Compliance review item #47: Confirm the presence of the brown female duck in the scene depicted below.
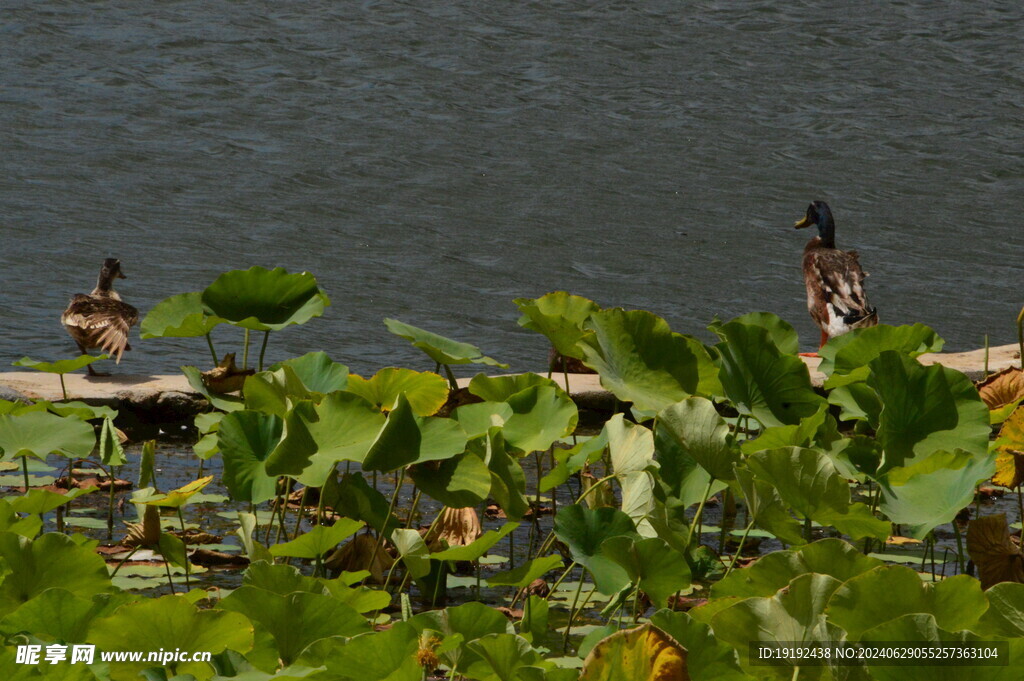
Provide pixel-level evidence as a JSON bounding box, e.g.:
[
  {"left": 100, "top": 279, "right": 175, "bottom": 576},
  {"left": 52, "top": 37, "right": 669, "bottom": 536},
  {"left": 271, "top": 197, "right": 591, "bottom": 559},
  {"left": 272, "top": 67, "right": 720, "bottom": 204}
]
[
  {"left": 795, "top": 201, "right": 878, "bottom": 351},
  {"left": 61, "top": 258, "right": 139, "bottom": 375}
]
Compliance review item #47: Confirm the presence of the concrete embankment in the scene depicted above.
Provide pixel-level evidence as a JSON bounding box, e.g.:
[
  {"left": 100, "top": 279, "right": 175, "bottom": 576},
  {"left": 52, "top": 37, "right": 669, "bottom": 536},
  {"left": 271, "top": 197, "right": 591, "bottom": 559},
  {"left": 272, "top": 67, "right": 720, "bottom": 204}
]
[{"left": 0, "top": 344, "right": 1018, "bottom": 434}]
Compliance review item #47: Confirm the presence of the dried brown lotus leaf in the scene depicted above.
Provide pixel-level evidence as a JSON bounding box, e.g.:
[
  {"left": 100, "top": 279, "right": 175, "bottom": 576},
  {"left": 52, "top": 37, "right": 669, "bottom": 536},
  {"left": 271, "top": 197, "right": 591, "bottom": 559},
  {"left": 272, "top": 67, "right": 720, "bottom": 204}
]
[
  {"left": 966, "top": 513, "right": 1024, "bottom": 589},
  {"left": 978, "top": 367, "right": 1024, "bottom": 410},
  {"left": 122, "top": 505, "right": 162, "bottom": 548},
  {"left": 324, "top": 532, "right": 393, "bottom": 583},
  {"left": 993, "top": 407, "right": 1024, "bottom": 489},
  {"left": 426, "top": 506, "right": 481, "bottom": 552}
]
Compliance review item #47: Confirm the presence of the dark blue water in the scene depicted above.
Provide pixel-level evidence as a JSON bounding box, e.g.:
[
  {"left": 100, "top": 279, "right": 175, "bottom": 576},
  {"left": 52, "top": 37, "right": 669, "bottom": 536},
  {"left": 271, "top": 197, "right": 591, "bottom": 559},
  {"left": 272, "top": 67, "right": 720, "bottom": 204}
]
[{"left": 2, "top": 0, "right": 1022, "bottom": 376}]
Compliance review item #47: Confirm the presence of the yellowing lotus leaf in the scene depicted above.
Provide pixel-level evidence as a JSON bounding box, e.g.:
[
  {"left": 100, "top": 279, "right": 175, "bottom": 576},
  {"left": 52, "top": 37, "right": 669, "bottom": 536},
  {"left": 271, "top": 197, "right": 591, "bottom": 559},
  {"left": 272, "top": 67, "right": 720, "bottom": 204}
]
[
  {"left": 580, "top": 623, "right": 688, "bottom": 681},
  {"left": 966, "top": 513, "right": 1024, "bottom": 590}
]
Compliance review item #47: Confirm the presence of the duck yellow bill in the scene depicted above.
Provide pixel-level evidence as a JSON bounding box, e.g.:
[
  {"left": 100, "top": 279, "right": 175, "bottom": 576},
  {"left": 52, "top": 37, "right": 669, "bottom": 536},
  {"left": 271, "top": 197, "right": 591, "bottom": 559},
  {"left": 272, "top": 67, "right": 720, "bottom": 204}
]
[{"left": 794, "top": 216, "right": 812, "bottom": 229}]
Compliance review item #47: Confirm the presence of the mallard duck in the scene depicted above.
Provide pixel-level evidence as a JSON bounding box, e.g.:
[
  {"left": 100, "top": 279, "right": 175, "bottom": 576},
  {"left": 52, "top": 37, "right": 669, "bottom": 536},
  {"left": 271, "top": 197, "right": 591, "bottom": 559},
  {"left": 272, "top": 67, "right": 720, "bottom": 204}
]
[
  {"left": 795, "top": 201, "right": 878, "bottom": 350},
  {"left": 61, "top": 258, "right": 139, "bottom": 376}
]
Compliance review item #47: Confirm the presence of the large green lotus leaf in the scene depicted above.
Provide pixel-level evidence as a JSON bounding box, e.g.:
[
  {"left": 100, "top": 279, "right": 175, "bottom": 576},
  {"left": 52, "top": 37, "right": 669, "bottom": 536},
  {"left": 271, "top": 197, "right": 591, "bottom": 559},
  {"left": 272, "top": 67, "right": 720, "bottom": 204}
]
[
  {"left": 0, "top": 589, "right": 133, "bottom": 643},
  {"left": 0, "top": 411, "right": 95, "bottom": 462},
  {"left": 859, "top": 613, "right": 1024, "bottom": 681},
  {"left": 201, "top": 266, "right": 329, "bottom": 331},
  {"left": 264, "top": 400, "right": 320, "bottom": 477},
  {"left": 140, "top": 292, "right": 224, "bottom": 338},
  {"left": 88, "top": 594, "right": 253, "bottom": 680},
  {"left": 484, "top": 429, "right": 530, "bottom": 520},
  {"left": 416, "top": 413, "right": 470, "bottom": 462},
  {"left": 0, "top": 532, "right": 111, "bottom": 618},
  {"left": 9, "top": 487, "right": 97, "bottom": 515},
  {"left": 391, "top": 528, "right": 431, "bottom": 579},
  {"left": 243, "top": 365, "right": 312, "bottom": 417},
  {"left": 579, "top": 623, "right": 688, "bottom": 681},
  {"left": 220, "top": 587, "right": 367, "bottom": 665},
  {"left": 603, "top": 414, "right": 655, "bottom": 476},
  {"left": 0, "top": 499, "right": 42, "bottom": 538},
  {"left": 826, "top": 567, "right": 987, "bottom": 641},
  {"left": 658, "top": 397, "right": 738, "bottom": 481},
  {"left": 713, "top": 321, "right": 824, "bottom": 427},
  {"left": 452, "top": 400, "right": 514, "bottom": 439},
  {"left": 269, "top": 518, "right": 364, "bottom": 559},
  {"left": 346, "top": 367, "right": 449, "bottom": 416},
  {"left": 431, "top": 522, "right": 519, "bottom": 561},
  {"left": 818, "top": 323, "right": 944, "bottom": 385},
  {"left": 711, "top": 538, "right": 883, "bottom": 599},
  {"left": 408, "top": 450, "right": 491, "bottom": 508},
  {"left": 361, "top": 393, "right": 420, "bottom": 472},
  {"left": 466, "top": 372, "right": 560, "bottom": 402},
  {"left": 298, "top": 392, "right": 385, "bottom": 486},
  {"left": 601, "top": 536, "right": 690, "bottom": 609},
  {"left": 465, "top": 633, "right": 544, "bottom": 681},
  {"left": 878, "top": 449, "right": 996, "bottom": 539},
  {"left": 620, "top": 470, "right": 657, "bottom": 537},
  {"left": 181, "top": 364, "right": 244, "bottom": 412},
  {"left": 30, "top": 399, "right": 117, "bottom": 421},
  {"left": 739, "top": 405, "right": 839, "bottom": 455},
  {"left": 98, "top": 415, "right": 126, "bottom": 466},
  {"left": 514, "top": 291, "right": 600, "bottom": 359},
  {"left": 649, "top": 609, "right": 753, "bottom": 681},
  {"left": 486, "top": 554, "right": 563, "bottom": 588},
  {"left": 652, "top": 423, "right": 726, "bottom": 508},
  {"left": 553, "top": 504, "right": 637, "bottom": 595},
  {"left": 579, "top": 308, "right": 721, "bottom": 418},
  {"left": 709, "top": 312, "right": 800, "bottom": 356},
  {"left": 746, "top": 447, "right": 890, "bottom": 541},
  {"left": 502, "top": 385, "right": 579, "bottom": 454},
  {"left": 322, "top": 580, "right": 392, "bottom": 615},
  {"left": 541, "top": 432, "right": 608, "bottom": 493},
  {"left": 217, "top": 409, "right": 282, "bottom": 504},
  {"left": 12, "top": 354, "right": 108, "bottom": 374},
  {"left": 827, "top": 380, "right": 882, "bottom": 424},
  {"left": 270, "top": 351, "right": 349, "bottom": 394},
  {"left": 242, "top": 560, "right": 321, "bottom": 595},
  {"left": 711, "top": 573, "right": 842, "bottom": 679},
  {"left": 868, "top": 352, "right": 990, "bottom": 470},
  {"left": 323, "top": 620, "right": 421, "bottom": 681},
  {"left": 384, "top": 318, "right": 508, "bottom": 368},
  {"left": 406, "top": 602, "right": 514, "bottom": 672},
  {"left": 974, "top": 582, "right": 1024, "bottom": 638},
  {"left": 322, "top": 473, "right": 399, "bottom": 537},
  {"left": 733, "top": 467, "right": 806, "bottom": 546}
]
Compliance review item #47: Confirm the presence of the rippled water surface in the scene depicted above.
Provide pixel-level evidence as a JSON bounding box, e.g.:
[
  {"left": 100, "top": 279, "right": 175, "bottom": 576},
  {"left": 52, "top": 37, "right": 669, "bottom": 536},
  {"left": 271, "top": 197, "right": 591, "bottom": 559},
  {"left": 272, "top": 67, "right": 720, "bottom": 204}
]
[{"left": 2, "top": 0, "right": 1022, "bottom": 375}]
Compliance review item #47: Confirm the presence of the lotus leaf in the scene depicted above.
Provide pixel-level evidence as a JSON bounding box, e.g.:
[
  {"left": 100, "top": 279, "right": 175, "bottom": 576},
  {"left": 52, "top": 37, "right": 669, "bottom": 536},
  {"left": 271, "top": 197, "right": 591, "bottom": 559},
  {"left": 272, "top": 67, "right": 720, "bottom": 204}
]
[
  {"left": 243, "top": 560, "right": 322, "bottom": 595},
  {"left": 392, "top": 527, "right": 431, "bottom": 579},
  {"left": 974, "top": 582, "right": 1024, "bottom": 638},
  {"left": 89, "top": 594, "right": 253, "bottom": 680},
  {"left": 733, "top": 467, "right": 805, "bottom": 546},
  {"left": 966, "top": 513, "right": 1024, "bottom": 589},
  {"left": 554, "top": 504, "right": 638, "bottom": 595},
  {"left": 243, "top": 365, "right": 311, "bottom": 417},
  {"left": 298, "top": 392, "right": 385, "bottom": 486},
  {"left": 430, "top": 522, "right": 519, "bottom": 562},
  {"left": 484, "top": 428, "right": 530, "bottom": 520},
  {"left": 879, "top": 449, "right": 996, "bottom": 539},
  {"left": 12, "top": 354, "right": 108, "bottom": 374},
  {"left": 0, "top": 411, "right": 95, "bottom": 462},
  {"left": 711, "top": 573, "right": 843, "bottom": 679},
  {"left": 514, "top": 291, "right": 600, "bottom": 358},
  {"left": 709, "top": 311, "right": 800, "bottom": 356},
  {"left": 602, "top": 414, "right": 655, "bottom": 476},
  {"left": 649, "top": 609, "right": 752, "bottom": 681},
  {"left": 406, "top": 602, "right": 515, "bottom": 673},
  {"left": 541, "top": 433, "right": 607, "bottom": 493},
  {"left": 993, "top": 406, "right": 1024, "bottom": 488},
  {"left": 0, "top": 500, "right": 42, "bottom": 538},
  {"left": 713, "top": 321, "right": 824, "bottom": 427},
  {"left": 269, "top": 518, "right": 364, "bottom": 559},
  {"left": 137, "top": 475, "right": 214, "bottom": 509},
  {"left": 579, "top": 308, "right": 720, "bottom": 419},
  {"left": 579, "top": 623, "right": 687, "bottom": 681},
  {"left": 322, "top": 473, "right": 399, "bottom": 537},
  {"left": 201, "top": 266, "right": 329, "bottom": 331},
  {"left": 467, "top": 372, "right": 560, "bottom": 402},
  {"left": 487, "top": 554, "right": 563, "bottom": 588},
  {"left": 652, "top": 423, "right": 725, "bottom": 510},
  {"left": 221, "top": 587, "right": 367, "bottom": 666},
  {"left": 452, "top": 400, "right": 514, "bottom": 438},
  {"left": 384, "top": 318, "right": 508, "bottom": 368},
  {"left": 0, "top": 588, "right": 133, "bottom": 643},
  {"left": 465, "top": 633, "right": 545, "bottom": 681},
  {"left": 140, "top": 292, "right": 224, "bottom": 338},
  {"left": 323, "top": 621, "right": 422, "bottom": 681},
  {"left": 409, "top": 450, "right": 492, "bottom": 509},
  {"left": 657, "top": 397, "right": 738, "bottom": 481},
  {"left": 264, "top": 400, "right": 320, "bottom": 477},
  {"left": 345, "top": 367, "right": 449, "bottom": 416},
  {"left": 826, "top": 566, "right": 988, "bottom": 640},
  {"left": 867, "top": 352, "right": 990, "bottom": 469},
  {"left": 9, "top": 486, "right": 97, "bottom": 515},
  {"left": 502, "top": 385, "right": 579, "bottom": 454},
  {"left": 818, "top": 322, "right": 944, "bottom": 385},
  {"left": 739, "top": 405, "right": 839, "bottom": 455},
  {"left": 361, "top": 394, "right": 417, "bottom": 472},
  {"left": 269, "top": 351, "right": 349, "bottom": 394},
  {"left": 600, "top": 536, "right": 689, "bottom": 608},
  {"left": 712, "top": 538, "right": 883, "bottom": 599},
  {"left": 217, "top": 409, "right": 283, "bottom": 504},
  {"left": 0, "top": 532, "right": 112, "bottom": 618}
]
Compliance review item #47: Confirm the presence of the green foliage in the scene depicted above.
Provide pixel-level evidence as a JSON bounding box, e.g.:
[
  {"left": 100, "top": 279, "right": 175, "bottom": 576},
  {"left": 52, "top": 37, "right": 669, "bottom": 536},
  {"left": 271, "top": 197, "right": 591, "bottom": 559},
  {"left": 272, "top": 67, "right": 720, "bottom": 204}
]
[
  {"left": 140, "top": 292, "right": 224, "bottom": 339},
  {"left": 0, "top": 411, "right": 95, "bottom": 462},
  {"left": 384, "top": 318, "right": 508, "bottom": 368},
  {"left": 201, "top": 266, "right": 329, "bottom": 331},
  {"left": 514, "top": 291, "right": 600, "bottom": 359},
  {"left": 13, "top": 354, "right": 108, "bottom": 374}
]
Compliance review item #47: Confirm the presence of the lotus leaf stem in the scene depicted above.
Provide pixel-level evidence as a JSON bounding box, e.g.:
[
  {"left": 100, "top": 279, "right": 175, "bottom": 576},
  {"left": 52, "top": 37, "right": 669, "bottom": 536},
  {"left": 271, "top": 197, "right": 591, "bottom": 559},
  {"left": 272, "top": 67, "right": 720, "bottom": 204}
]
[
  {"left": 177, "top": 508, "right": 191, "bottom": 590},
  {"left": 205, "top": 333, "right": 218, "bottom": 366},
  {"left": 723, "top": 520, "right": 755, "bottom": 579},
  {"left": 684, "top": 476, "right": 716, "bottom": 550},
  {"left": 258, "top": 331, "right": 270, "bottom": 372},
  {"left": 365, "top": 467, "right": 405, "bottom": 587},
  {"left": 20, "top": 457, "right": 29, "bottom": 492},
  {"left": 562, "top": 568, "right": 585, "bottom": 654},
  {"left": 163, "top": 557, "right": 176, "bottom": 594},
  {"left": 109, "top": 546, "right": 141, "bottom": 578},
  {"left": 443, "top": 364, "right": 458, "bottom": 391},
  {"left": 983, "top": 335, "right": 990, "bottom": 377},
  {"left": 953, "top": 521, "right": 966, "bottom": 575},
  {"left": 107, "top": 464, "right": 117, "bottom": 540},
  {"left": 59, "top": 374, "right": 68, "bottom": 401},
  {"left": 292, "top": 485, "right": 309, "bottom": 541},
  {"left": 242, "top": 328, "right": 251, "bottom": 370}
]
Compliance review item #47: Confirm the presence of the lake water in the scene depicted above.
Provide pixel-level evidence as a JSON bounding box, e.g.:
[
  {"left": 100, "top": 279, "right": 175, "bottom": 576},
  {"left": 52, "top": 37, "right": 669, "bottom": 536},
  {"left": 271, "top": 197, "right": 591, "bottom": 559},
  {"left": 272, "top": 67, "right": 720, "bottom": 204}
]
[{"left": 3, "top": 0, "right": 1022, "bottom": 377}]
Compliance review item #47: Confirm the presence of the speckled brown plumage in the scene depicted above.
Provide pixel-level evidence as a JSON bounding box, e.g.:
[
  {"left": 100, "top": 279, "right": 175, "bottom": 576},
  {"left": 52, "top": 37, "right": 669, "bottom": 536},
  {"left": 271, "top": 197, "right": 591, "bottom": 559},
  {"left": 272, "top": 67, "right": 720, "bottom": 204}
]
[{"left": 61, "top": 259, "right": 139, "bottom": 375}]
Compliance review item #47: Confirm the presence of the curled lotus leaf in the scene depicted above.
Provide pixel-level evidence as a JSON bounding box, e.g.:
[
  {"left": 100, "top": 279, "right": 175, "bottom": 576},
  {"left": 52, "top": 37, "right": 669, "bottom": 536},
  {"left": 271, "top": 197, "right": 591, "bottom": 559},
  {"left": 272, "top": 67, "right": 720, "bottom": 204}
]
[
  {"left": 201, "top": 266, "right": 329, "bottom": 331},
  {"left": 966, "top": 513, "right": 1024, "bottom": 590},
  {"left": 384, "top": 318, "right": 508, "bottom": 368},
  {"left": 140, "top": 292, "right": 224, "bottom": 338},
  {"left": 579, "top": 623, "right": 688, "bottom": 681},
  {"left": 514, "top": 291, "right": 600, "bottom": 359},
  {"left": 993, "top": 406, "right": 1024, "bottom": 488},
  {"left": 345, "top": 367, "right": 449, "bottom": 416}
]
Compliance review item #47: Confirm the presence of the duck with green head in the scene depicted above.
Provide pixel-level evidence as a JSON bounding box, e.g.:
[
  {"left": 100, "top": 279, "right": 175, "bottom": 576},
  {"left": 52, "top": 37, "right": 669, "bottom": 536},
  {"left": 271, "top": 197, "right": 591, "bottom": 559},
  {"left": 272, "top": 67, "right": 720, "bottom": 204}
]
[{"left": 795, "top": 201, "right": 878, "bottom": 352}]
